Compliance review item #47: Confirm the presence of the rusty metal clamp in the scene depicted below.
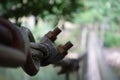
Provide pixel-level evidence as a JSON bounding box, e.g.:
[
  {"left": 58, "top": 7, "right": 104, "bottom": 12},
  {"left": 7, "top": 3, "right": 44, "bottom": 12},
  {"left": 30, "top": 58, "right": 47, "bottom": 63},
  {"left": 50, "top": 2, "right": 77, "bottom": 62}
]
[
  {"left": 0, "top": 18, "right": 73, "bottom": 76},
  {"left": 31, "top": 27, "right": 73, "bottom": 66},
  {"left": 21, "top": 27, "right": 40, "bottom": 76}
]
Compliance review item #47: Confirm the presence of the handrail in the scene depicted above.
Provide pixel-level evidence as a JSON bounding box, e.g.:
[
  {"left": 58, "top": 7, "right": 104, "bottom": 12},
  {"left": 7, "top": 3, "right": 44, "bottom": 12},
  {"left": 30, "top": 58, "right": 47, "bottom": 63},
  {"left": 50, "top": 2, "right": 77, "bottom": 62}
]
[{"left": 80, "top": 31, "right": 119, "bottom": 80}]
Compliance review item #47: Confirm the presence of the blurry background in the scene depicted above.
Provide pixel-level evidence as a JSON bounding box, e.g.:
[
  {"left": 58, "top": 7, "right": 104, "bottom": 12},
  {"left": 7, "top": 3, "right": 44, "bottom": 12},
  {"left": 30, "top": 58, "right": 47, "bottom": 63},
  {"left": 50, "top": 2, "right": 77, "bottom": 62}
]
[{"left": 0, "top": 0, "right": 120, "bottom": 80}]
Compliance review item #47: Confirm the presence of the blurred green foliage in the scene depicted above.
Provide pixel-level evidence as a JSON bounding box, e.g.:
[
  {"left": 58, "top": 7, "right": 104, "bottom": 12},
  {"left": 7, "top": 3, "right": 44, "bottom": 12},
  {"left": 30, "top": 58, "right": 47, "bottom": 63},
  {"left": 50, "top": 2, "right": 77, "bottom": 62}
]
[
  {"left": 72, "top": 0, "right": 120, "bottom": 47},
  {"left": 0, "top": 0, "right": 84, "bottom": 21},
  {"left": 73, "top": 0, "right": 120, "bottom": 24},
  {"left": 104, "top": 31, "right": 120, "bottom": 47},
  {"left": 0, "top": 65, "right": 65, "bottom": 80}
]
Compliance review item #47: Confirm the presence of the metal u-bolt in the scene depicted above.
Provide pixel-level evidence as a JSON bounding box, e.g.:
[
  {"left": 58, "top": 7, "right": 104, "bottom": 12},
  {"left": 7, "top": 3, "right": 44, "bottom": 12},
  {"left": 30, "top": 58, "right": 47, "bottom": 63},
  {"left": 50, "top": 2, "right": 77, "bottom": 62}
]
[
  {"left": 52, "top": 27, "right": 61, "bottom": 37},
  {"left": 57, "top": 41, "right": 73, "bottom": 55},
  {"left": 46, "top": 27, "right": 61, "bottom": 42},
  {"left": 64, "top": 41, "right": 73, "bottom": 51}
]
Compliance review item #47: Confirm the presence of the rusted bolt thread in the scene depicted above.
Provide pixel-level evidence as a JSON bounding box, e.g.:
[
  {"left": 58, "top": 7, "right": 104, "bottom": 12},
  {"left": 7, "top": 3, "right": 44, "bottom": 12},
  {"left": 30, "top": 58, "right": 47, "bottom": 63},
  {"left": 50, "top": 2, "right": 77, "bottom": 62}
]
[
  {"left": 64, "top": 41, "right": 73, "bottom": 50},
  {"left": 46, "top": 27, "right": 61, "bottom": 42},
  {"left": 52, "top": 27, "right": 61, "bottom": 36}
]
